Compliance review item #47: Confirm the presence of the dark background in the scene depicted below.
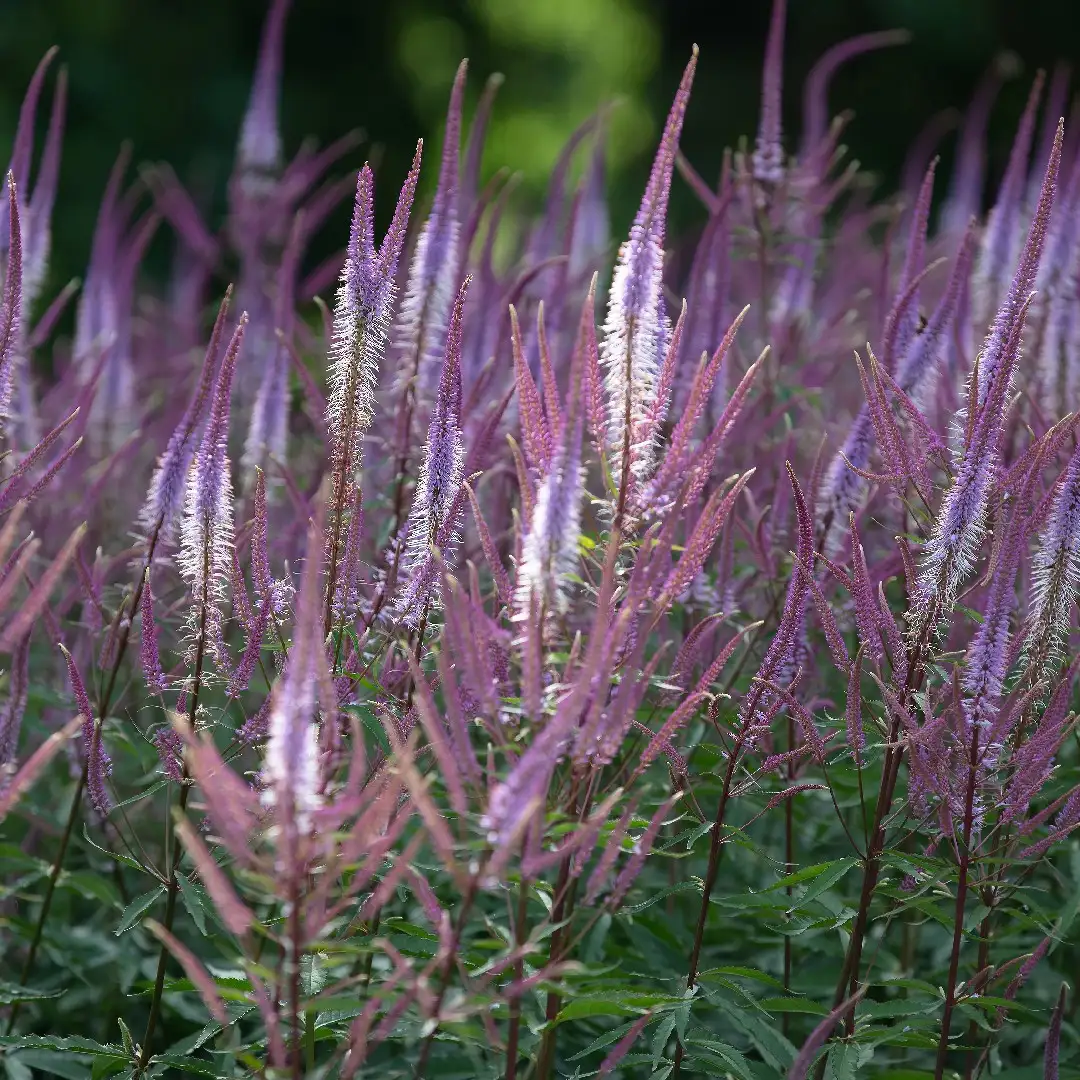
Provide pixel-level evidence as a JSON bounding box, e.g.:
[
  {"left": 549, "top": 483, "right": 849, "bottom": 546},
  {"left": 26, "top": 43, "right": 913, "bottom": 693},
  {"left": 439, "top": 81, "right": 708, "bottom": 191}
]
[{"left": 0, "top": 0, "right": 1074, "bottom": 303}]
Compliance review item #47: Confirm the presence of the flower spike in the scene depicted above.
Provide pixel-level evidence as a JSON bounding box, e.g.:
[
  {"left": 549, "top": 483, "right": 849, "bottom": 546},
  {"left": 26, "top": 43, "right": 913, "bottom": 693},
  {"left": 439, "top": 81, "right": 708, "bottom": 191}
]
[{"left": 600, "top": 48, "right": 697, "bottom": 511}]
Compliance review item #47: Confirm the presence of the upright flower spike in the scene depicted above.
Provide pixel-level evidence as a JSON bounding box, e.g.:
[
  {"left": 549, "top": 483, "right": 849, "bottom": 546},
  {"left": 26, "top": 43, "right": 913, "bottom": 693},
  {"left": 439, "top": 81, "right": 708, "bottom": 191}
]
[
  {"left": 1026, "top": 439, "right": 1080, "bottom": 683},
  {"left": 394, "top": 60, "right": 466, "bottom": 400},
  {"left": 243, "top": 212, "right": 302, "bottom": 479},
  {"left": 941, "top": 54, "right": 1018, "bottom": 236},
  {"left": 237, "top": 0, "right": 291, "bottom": 181},
  {"left": 59, "top": 644, "right": 112, "bottom": 817},
  {"left": 264, "top": 498, "right": 325, "bottom": 841},
  {"left": 326, "top": 147, "right": 421, "bottom": 618},
  {"left": 915, "top": 122, "right": 1061, "bottom": 626},
  {"left": 0, "top": 48, "right": 57, "bottom": 256},
  {"left": 141, "top": 289, "right": 232, "bottom": 542},
  {"left": 399, "top": 279, "right": 470, "bottom": 625},
  {"left": 515, "top": 341, "right": 586, "bottom": 619},
  {"left": 23, "top": 60, "right": 67, "bottom": 305},
  {"left": 0, "top": 175, "right": 23, "bottom": 437},
  {"left": 600, "top": 48, "right": 697, "bottom": 510},
  {"left": 974, "top": 116, "right": 1062, "bottom": 409},
  {"left": 971, "top": 72, "right": 1045, "bottom": 340},
  {"left": 140, "top": 570, "right": 167, "bottom": 697},
  {"left": 0, "top": 632, "right": 31, "bottom": 768},
  {"left": 752, "top": 0, "right": 786, "bottom": 184},
  {"left": 891, "top": 158, "right": 937, "bottom": 367},
  {"left": 178, "top": 314, "right": 248, "bottom": 663}
]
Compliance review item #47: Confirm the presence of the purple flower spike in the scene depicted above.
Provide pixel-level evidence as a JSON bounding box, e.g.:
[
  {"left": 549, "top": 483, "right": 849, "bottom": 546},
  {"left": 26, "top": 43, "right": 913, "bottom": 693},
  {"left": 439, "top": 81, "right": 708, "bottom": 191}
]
[
  {"left": 972, "top": 71, "right": 1045, "bottom": 341},
  {"left": 238, "top": 0, "right": 291, "bottom": 180},
  {"left": 244, "top": 211, "right": 303, "bottom": 479},
  {"left": 0, "top": 174, "right": 23, "bottom": 436},
  {"left": 516, "top": 354, "right": 586, "bottom": 620},
  {"left": 264, "top": 500, "right": 325, "bottom": 840},
  {"left": 395, "top": 60, "right": 466, "bottom": 400},
  {"left": 753, "top": 0, "right": 786, "bottom": 184},
  {"left": 179, "top": 314, "right": 248, "bottom": 662},
  {"left": 24, "top": 63, "right": 67, "bottom": 305},
  {"left": 59, "top": 644, "right": 112, "bottom": 817},
  {"left": 917, "top": 122, "right": 1062, "bottom": 626},
  {"left": 976, "top": 115, "right": 1062, "bottom": 409},
  {"left": 892, "top": 158, "right": 937, "bottom": 366},
  {"left": 0, "top": 48, "right": 57, "bottom": 255},
  {"left": 942, "top": 53, "right": 1019, "bottom": 235},
  {"left": 1027, "top": 438, "right": 1080, "bottom": 681},
  {"left": 141, "top": 288, "right": 232, "bottom": 541},
  {"left": 897, "top": 221, "right": 976, "bottom": 405},
  {"left": 800, "top": 30, "right": 910, "bottom": 166},
  {"left": 601, "top": 48, "right": 697, "bottom": 508},
  {"left": 140, "top": 570, "right": 166, "bottom": 697},
  {"left": 329, "top": 146, "right": 422, "bottom": 484},
  {"left": 0, "top": 632, "right": 31, "bottom": 768},
  {"left": 399, "top": 278, "right": 470, "bottom": 625}
]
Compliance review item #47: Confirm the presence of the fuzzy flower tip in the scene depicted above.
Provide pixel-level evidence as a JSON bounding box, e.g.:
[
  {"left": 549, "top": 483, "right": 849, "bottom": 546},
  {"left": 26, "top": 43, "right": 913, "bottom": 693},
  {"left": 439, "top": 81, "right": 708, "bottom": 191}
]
[
  {"left": 399, "top": 278, "right": 470, "bottom": 625},
  {"left": 178, "top": 314, "right": 247, "bottom": 659},
  {"left": 600, "top": 48, "right": 696, "bottom": 505},
  {"left": 327, "top": 144, "right": 422, "bottom": 484}
]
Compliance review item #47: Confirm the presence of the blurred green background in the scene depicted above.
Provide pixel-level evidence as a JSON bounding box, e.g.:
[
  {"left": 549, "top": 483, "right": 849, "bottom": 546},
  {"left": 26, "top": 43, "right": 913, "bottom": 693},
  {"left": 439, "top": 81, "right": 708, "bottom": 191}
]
[{"left": 0, "top": 0, "right": 1074, "bottom": 300}]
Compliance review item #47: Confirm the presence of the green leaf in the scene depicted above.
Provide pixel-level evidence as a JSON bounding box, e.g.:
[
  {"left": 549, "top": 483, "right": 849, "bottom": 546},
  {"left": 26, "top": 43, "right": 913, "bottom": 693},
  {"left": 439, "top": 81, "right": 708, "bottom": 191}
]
[
  {"left": 176, "top": 874, "right": 207, "bottom": 936},
  {"left": 149, "top": 1057, "right": 221, "bottom": 1077},
  {"left": 787, "top": 858, "right": 859, "bottom": 913},
  {"left": 82, "top": 825, "right": 145, "bottom": 873},
  {"left": 568, "top": 1020, "right": 640, "bottom": 1061},
  {"left": 10, "top": 1051, "right": 91, "bottom": 1080},
  {"left": 114, "top": 886, "right": 164, "bottom": 935},
  {"left": 0, "top": 981, "right": 64, "bottom": 1005},
  {"left": 344, "top": 704, "right": 392, "bottom": 756},
  {"left": 0, "top": 1036, "right": 128, "bottom": 1061},
  {"left": 685, "top": 1038, "right": 756, "bottom": 1080},
  {"left": 698, "top": 966, "right": 788, "bottom": 992}
]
